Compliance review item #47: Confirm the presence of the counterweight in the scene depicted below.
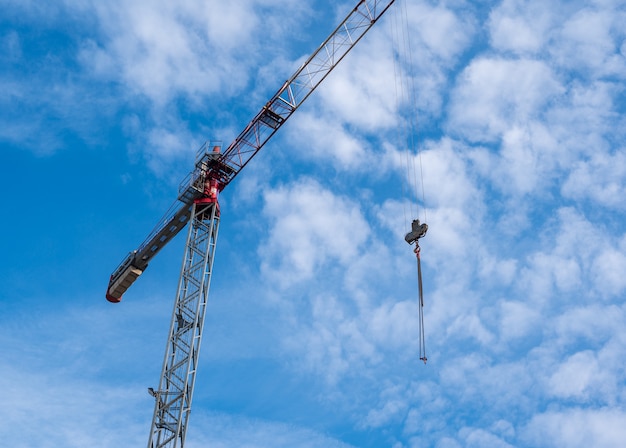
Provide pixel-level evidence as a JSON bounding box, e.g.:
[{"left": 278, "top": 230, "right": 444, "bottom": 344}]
[{"left": 106, "top": 1, "right": 396, "bottom": 447}]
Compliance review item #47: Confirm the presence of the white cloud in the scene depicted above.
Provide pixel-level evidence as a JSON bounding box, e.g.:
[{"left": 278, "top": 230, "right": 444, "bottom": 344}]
[
  {"left": 286, "top": 112, "right": 370, "bottom": 170},
  {"left": 0, "top": 33, "right": 118, "bottom": 153},
  {"left": 553, "top": 304, "right": 624, "bottom": 348},
  {"left": 498, "top": 300, "right": 541, "bottom": 342},
  {"left": 0, "top": 363, "right": 148, "bottom": 447},
  {"left": 515, "top": 207, "right": 626, "bottom": 304},
  {"left": 364, "top": 397, "right": 408, "bottom": 429},
  {"left": 496, "top": 123, "right": 562, "bottom": 195},
  {"left": 1, "top": 29, "right": 22, "bottom": 60},
  {"left": 488, "top": 0, "right": 626, "bottom": 80},
  {"left": 0, "top": 301, "right": 167, "bottom": 447},
  {"left": 144, "top": 124, "right": 197, "bottom": 176},
  {"left": 448, "top": 57, "right": 564, "bottom": 142},
  {"left": 436, "top": 354, "right": 536, "bottom": 410},
  {"left": 591, "top": 244, "right": 626, "bottom": 297},
  {"left": 404, "top": 1, "right": 475, "bottom": 64},
  {"left": 316, "top": 36, "right": 399, "bottom": 132},
  {"left": 548, "top": 81, "right": 622, "bottom": 154},
  {"left": 63, "top": 0, "right": 312, "bottom": 171},
  {"left": 512, "top": 208, "right": 591, "bottom": 303},
  {"left": 188, "top": 411, "right": 356, "bottom": 448},
  {"left": 80, "top": 0, "right": 306, "bottom": 105},
  {"left": 562, "top": 150, "right": 626, "bottom": 210},
  {"left": 287, "top": 294, "right": 381, "bottom": 384},
  {"left": 551, "top": 6, "right": 626, "bottom": 78},
  {"left": 524, "top": 408, "right": 626, "bottom": 448},
  {"left": 447, "top": 313, "right": 495, "bottom": 346},
  {"left": 548, "top": 350, "right": 602, "bottom": 400},
  {"left": 420, "top": 138, "right": 481, "bottom": 210},
  {"left": 459, "top": 427, "right": 514, "bottom": 448},
  {"left": 259, "top": 178, "right": 371, "bottom": 288},
  {"left": 488, "top": 0, "right": 552, "bottom": 54},
  {"left": 0, "top": 0, "right": 66, "bottom": 22},
  {"left": 369, "top": 299, "right": 421, "bottom": 350}
]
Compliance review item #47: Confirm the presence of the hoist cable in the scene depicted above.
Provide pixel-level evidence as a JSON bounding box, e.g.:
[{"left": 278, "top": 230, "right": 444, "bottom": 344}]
[
  {"left": 399, "top": 0, "right": 428, "bottom": 225},
  {"left": 390, "top": 4, "right": 412, "bottom": 230}
]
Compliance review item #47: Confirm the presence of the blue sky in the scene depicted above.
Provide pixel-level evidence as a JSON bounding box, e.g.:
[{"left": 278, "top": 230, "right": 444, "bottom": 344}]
[{"left": 2, "top": 0, "right": 626, "bottom": 446}]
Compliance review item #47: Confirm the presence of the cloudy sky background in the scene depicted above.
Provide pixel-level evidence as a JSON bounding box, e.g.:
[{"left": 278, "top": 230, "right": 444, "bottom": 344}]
[{"left": 2, "top": 0, "right": 626, "bottom": 446}]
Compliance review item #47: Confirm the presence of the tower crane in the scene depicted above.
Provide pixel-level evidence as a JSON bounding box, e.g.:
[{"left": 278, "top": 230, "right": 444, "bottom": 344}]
[{"left": 106, "top": 1, "right": 397, "bottom": 447}]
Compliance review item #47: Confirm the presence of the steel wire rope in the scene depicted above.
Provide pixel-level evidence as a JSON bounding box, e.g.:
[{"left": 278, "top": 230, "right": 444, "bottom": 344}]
[
  {"left": 391, "top": 0, "right": 428, "bottom": 363},
  {"left": 399, "top": 0, "right": 427, "bottom": 224},
  {"left": 389, "top": 0, "right": 418, "bottom": 233},
  {"left": 389, "top": 1, "right": 409, "bottom": 232}
]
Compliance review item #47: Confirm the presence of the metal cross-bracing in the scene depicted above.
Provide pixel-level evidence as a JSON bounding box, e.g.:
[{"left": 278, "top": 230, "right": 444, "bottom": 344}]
[
  {"left": 147, "top": 201, "right": 219, "bottom": 448},
  {"left": 216, "top": 0, "right": 396, "bottom": 188}
]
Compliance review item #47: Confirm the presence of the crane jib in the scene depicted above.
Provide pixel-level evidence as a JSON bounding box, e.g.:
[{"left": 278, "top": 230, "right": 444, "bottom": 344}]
[{"left": 213, "top": 0, "right": 396, "bottom": 189}]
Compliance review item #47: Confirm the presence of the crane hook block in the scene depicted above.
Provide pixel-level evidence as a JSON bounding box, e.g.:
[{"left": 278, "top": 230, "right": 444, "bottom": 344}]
[{"left": 405, "top": 219, "right": 428, "bottom": 245}]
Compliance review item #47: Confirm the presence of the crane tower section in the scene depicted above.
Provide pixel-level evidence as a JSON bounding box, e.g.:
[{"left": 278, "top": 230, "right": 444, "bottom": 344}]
[{"left": 148, "top": 191, "right": 220, "bottom": 447}]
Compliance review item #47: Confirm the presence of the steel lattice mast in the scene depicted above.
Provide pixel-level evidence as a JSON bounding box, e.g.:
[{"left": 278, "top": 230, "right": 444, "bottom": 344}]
[
  {"left": 105, "top": 2, "right": 396, "bottom": 447},
  {"left": 148, "top": 197, "right": 219, "bottom": 448}
]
